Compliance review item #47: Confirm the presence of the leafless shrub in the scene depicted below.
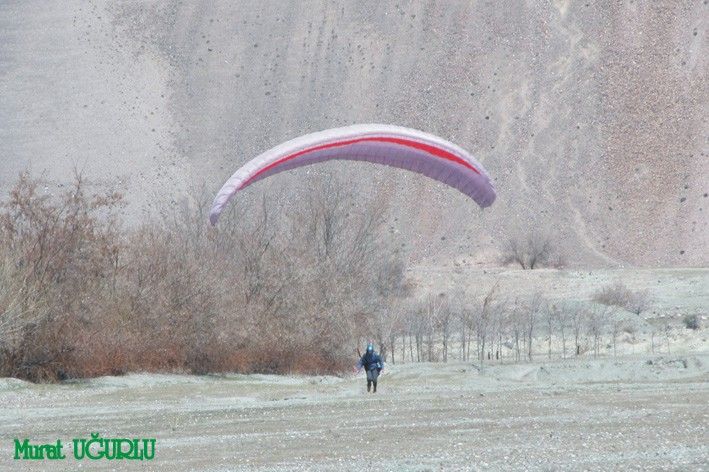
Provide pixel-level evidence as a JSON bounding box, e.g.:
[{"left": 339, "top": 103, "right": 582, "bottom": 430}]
[
  {"left": 592, "top": 282, "right": 650, "bottom": 315},
  {"left": 0, "top": 171, "right": 123, "bottom": 381},
  {"left": 682, "top": 314, "right": 701, "bottom": 330},
  {"left": 625, "top": 290, "right": 651, "bottom": 315},
  {"left": 1, "top": 172, "right": 401, "bottom": 381},
  {"left": 592, "top": 282, "right": 628, "bottom": 307}
]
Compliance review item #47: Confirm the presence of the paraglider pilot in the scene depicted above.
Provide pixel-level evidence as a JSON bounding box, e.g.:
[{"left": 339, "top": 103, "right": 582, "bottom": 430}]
[{"left": 357, "top": 343, "right": 383, "bottom": 393}]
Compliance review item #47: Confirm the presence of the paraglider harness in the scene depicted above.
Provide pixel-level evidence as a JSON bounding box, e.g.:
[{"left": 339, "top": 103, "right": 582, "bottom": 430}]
[{"left": 359, "top": 351, "right": 383, "bottom": 373}]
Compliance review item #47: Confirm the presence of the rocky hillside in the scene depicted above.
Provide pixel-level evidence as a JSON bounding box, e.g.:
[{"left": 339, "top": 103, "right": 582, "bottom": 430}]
[{"left": 1, "top": 0, "right": 706, "bottom": 268}]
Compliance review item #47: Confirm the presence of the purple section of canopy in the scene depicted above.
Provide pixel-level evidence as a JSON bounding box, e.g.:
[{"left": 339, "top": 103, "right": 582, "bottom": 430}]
[{"left": 210, "top": 124, "right": 496, "bottom": 225}]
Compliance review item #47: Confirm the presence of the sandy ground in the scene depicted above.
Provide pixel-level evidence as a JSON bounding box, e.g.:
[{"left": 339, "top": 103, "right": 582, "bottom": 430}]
[{"left": 2, "top": 353, "right": 707, "bottom": 471}]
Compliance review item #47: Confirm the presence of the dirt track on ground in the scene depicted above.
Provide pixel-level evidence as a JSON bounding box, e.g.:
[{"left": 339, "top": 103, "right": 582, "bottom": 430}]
[{"left": 2, "top": 355, "right": 708, "bottom": 471}]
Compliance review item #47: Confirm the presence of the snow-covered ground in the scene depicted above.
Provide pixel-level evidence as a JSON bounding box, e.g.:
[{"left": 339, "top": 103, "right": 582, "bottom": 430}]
[{"left": 2, "top": 352, "right": 707, "bottom": 471}]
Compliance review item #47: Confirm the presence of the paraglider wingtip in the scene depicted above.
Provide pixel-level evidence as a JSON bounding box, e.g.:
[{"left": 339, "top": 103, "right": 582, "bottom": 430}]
[
  {"left": 208, "top": 213, "right": 219, "bottom": 226},
  {"left": 482, "top": 193, "right": 497, "bottom": 208}
]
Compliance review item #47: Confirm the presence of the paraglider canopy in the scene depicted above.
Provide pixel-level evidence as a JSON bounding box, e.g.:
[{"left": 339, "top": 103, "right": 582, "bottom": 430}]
[{"left": 209, "top": 124, "right": 496, "bottom": 225}]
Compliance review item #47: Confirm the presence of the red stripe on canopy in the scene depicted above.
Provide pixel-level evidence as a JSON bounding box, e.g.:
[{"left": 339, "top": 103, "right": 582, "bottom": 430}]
[{"left": 241, "top": 136, "right": 480, "bottom": 189}]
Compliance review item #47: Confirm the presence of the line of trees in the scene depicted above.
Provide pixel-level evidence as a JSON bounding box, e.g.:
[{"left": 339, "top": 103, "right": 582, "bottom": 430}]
[{"left": 377, "top": 287, "right": 671, "bottom": 369}]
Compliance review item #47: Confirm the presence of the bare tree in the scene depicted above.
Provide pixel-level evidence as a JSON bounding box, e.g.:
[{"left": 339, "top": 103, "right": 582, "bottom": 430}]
[
  {"left": 366, "top": 251, "right": 412, "bottom": 363},
  {"left": 556, "top": 304, "right": 570, "bottom": 359},
  {"left": 472, "top": 284, "right": 504, "bottom": 370},
  {"left": 400, "top": 306, "right": 420, "bottom": 363},
  {"left": 542, "top": 302, "right": 569, "bottom": 360},
  {"left": 622, "top": 321, "right": 638, "bottom": 354},
  {"left": 663, "top": 321, "right": 672, "bottom": 354},
  {"left": 523, "top": 293, "right": 543, "bottom": 361},
  {"left": 568, "top": 303, "right": 585, "bottom": 357},
  {"left": 509, "top": 299, "right": 525, "bottom": 362},
  {"left": 649, "top": 323, "right": 657, "bottom": 354},
  {"left": 436, "top": 295, "right": 453, "bottom": 362},
  {"left": 418, "top": 292, "right": 447, "bottom": 362},
  {"left": 610, "top": 318, "right": 622, "bottom": 358},
  {"left": 501, "top": 231, "right": 555, "bottom": 270},
  {"left": 586, "top": 305, "right": 611, "bottom": 358},
  {"left": 491, "top": 302, "right": 509, "bottom": 362},
  {"left": 544, "top": 302, "right": 556, "bottom": 360},
  {"left": 450, "top": 289, "right": 470, "bottom": 362}
]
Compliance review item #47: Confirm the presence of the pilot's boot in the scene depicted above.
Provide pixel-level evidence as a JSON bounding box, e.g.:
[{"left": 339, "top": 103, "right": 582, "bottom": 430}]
[
  {"left": 373, "top": 381, "right": 377, "bottom": 393},
  {"left": 367, "top": 380, "right": 371, "bottom": 392}
]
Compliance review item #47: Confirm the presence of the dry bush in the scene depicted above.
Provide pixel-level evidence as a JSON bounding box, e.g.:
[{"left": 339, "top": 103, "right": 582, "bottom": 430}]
[
  {"left": 625, "top": 290, "right": 651, "bottom": 315},
  {"left": 0, "top": 172, "right": 123, "bottom": 381},
  {"left": 592, "top": 282, "right": 650, "bottom": 314},
  {"left": 592, "top": 282, "right": 630, "bottom": 308},
  {"left": 682, "top": 314, "right": 701, "bottom": 331},
  {"left": 1, "top": 172, "right": 403, "bottom": 382}
]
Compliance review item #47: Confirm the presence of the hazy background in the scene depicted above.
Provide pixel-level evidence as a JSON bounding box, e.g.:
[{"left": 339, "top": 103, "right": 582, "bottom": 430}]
[{"left": 1, "top": 0, "right": 706, "bottom": 268}]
